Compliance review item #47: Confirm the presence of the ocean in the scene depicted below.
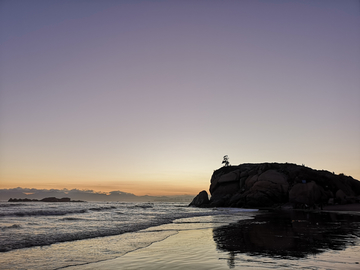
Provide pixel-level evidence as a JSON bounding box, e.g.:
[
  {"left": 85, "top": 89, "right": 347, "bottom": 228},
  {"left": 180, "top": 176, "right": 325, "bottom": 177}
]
[
  {"left": 1, "top": 201, "right": 360, "bottom": 270},
  {"left": 0, "top": 201, "right": 255, "bottom": 269}
]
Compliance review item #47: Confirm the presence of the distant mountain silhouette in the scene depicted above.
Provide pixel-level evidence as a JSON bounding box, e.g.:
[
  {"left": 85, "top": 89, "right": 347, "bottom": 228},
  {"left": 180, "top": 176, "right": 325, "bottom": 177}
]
[
  {"left": 8, "top": 197, "right": 84, "bottom": 202},
  {"left": 1, "top": 188, "right": 194, "bottom": 202}
]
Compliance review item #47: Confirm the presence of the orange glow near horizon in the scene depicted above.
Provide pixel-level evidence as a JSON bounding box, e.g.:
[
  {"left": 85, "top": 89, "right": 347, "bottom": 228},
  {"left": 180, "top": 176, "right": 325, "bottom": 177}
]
[
  {"left": 0, "top": 183, "right": 202, "bottom": 196},
  {"left": 2, "top": 166, "right": 360, "bottom": 197},
  {"left": 0, "top": 173, "right": 209, "bottom": 196},
  {"left": 1, "top": 160, "right": 360, "bottom": 197}
]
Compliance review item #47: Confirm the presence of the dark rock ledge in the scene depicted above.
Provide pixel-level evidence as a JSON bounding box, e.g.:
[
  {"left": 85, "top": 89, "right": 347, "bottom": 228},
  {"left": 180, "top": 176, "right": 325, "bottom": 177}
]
[
  {"left": 189, "top": 163, "right": 360, "bottom": 209},
  {"left": 8, "top": 197, "right": 85, "bottom": 202}
]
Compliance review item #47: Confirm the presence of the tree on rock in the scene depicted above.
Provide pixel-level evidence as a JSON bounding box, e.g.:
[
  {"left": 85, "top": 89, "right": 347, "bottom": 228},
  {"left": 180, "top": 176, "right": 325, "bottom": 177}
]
[{"left": 222, "top": 155, "right": 230, "bottom": 167}]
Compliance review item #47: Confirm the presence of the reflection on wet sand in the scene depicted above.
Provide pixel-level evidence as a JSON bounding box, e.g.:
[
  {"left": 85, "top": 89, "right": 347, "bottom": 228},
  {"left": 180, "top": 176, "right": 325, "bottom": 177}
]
[{"left": 213, "top": 210, "right": 360, "bottom": 263}]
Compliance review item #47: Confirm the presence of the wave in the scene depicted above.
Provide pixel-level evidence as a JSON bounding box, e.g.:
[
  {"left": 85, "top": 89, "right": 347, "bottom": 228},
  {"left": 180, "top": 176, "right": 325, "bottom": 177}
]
[
  {"left": 0, "top": 210, "right": 217, "bottom": 252},
  {"left": 133, "top": 203, "right": 154, "bottom": 209},
  {"left": 0, "top": 203, "right": 27, "bottom": 208},
  {"left": 61, "top": 217, "right": 85, "bottom": 221},
  {"left": 0, "top": 209, "right": 88, "bottom": 217},
  {"left": 1, "top": 224, "right": 21, "bottom": 231},
  {"left": 0, "top": 202, "right": 221, "bottom": 253},
  {"left": 88, "top": 206, "right": 116, "bottom": 211},
  {"left": 0, "top": 217, "right": 170, "bottom": 252}
]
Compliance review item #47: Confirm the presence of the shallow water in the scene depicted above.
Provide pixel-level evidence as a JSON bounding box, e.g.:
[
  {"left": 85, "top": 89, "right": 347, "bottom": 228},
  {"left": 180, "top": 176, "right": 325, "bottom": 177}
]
[
  {"left": 0, "top": 201, "right": 219, "bottom": 252},
  {"left": 213, "top": 210, "right": 360, "bottom": 269},
  {"left": 213, "top": 210, "right": 360, "bottom": 259}
]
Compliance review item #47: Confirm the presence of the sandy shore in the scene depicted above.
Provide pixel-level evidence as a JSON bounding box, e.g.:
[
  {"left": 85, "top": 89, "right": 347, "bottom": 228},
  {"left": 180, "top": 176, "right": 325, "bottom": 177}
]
[
  {"left": 64, "top": 228, "right": 232, "bottom": 270},
  {"left": 64, "top": 209, "right": 360, "bottom": 270}
]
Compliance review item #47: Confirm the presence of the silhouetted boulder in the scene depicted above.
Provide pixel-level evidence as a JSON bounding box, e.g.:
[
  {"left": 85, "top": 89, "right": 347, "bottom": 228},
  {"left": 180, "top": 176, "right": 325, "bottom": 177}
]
[{"left": 189, "top": 190, "right": 210, "bottom": 207}]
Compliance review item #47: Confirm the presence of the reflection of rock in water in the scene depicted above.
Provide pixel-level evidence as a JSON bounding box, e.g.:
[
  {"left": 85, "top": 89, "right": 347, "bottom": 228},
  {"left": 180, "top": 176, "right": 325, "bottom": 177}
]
[{"left": 213, "top": 211, "right": 360, "bottom": 260}]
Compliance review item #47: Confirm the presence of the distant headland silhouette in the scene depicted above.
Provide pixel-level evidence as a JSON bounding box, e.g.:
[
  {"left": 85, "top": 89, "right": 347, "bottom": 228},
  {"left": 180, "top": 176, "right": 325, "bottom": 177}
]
[{"left": 8, "top": 197, "right": 85, "bottom": 202}]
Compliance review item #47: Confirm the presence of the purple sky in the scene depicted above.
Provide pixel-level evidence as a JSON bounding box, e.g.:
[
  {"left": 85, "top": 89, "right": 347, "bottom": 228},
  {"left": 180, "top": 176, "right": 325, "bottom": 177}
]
[{"left": 1, "top": 0, "right": 359, "bottom": 195}]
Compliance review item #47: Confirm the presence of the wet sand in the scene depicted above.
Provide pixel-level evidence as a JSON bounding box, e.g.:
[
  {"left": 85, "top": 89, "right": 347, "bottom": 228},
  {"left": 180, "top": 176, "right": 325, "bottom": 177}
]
[
  {"left": 65, "top": 209, "right": 360, "bottom": 270},
  {"left": 65, "top": 228, "right": 230, "bottom": 270},
  {"left": 322, "top": 203, "right": 360, "bottom": 212}
]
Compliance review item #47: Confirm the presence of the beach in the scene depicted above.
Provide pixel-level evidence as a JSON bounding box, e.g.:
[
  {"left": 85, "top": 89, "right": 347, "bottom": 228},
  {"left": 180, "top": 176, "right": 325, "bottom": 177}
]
[
  {"left": 1, "top": 202, "right": 360, "bottom": 270},
  {"left": 67, "top": 232, "right": 360, "bottom": 270},
  {"left": 64, "top": 207, "right": 360, "bottom": 270},
  {"left": 0, "top": 201, "right": 254, "bottom": 269},
  {"left": 64, "top": 228, "right": 228, "bottom": 270}
]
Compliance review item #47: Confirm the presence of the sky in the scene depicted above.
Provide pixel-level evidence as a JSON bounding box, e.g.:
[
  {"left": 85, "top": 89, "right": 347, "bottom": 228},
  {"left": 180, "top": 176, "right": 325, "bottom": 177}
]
[{"left": 0, "top": 0, "right": 359, "bottom": 196}]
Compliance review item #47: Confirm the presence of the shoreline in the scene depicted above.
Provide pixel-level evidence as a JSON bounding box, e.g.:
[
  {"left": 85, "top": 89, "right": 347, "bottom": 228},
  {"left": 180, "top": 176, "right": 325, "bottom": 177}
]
[
  {"left": 321, "top": 203, "right": 360, "bottom": 212},
  {"left": 266, "top": 203, "right": 360, "bottom": 214},
  {"left": 2, "top": 204, "right": 360, "bottom": 270},
  {"left": 64, "top": 228, "right": 230, "bottom": 270},
  {"left": 63, "top": 208, "right": 360, "bottom": 270}
]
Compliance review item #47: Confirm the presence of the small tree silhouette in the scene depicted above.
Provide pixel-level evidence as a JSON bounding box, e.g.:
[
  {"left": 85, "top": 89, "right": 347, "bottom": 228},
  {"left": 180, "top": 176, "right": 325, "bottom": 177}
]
[{"left": 222, "top": 155, "right": 230, "bottom": 167}]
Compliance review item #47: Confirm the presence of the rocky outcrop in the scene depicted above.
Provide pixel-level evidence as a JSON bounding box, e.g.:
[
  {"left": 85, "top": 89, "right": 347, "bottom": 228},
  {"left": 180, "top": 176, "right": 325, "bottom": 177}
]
[
  {"left": 189, "top": 190, "right": 210, "bottom": 207},
  {"left": 8, "top": 197, "right": 85, "bottom": 202},
  {"left": 41, "top": 197, "right": 71, "bottom": 202},
  {"left": 191, "top": 163, "right": 360, "bottom": 208}
]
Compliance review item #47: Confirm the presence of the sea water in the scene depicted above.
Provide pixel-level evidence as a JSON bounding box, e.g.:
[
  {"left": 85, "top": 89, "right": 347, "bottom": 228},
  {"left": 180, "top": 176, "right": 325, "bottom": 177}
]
[
  {"left": 1, "top": 201, "right": 360, "bottom": 270},
  {"left": 0, "top": 201, "right": 255, "bottom": 269}
]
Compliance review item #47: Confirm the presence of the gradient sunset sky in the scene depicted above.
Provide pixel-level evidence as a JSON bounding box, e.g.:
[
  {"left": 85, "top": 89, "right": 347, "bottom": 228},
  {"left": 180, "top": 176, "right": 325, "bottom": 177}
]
[{"left": 1, "top": 0, "right": 359, "bottom": 196}]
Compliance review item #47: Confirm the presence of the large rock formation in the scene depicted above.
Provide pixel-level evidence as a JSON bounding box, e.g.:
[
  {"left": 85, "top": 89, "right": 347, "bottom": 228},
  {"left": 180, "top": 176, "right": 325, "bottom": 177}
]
[
  {"left": 191, "top": 163, "right": 360, "bottom": 208},
  {"left": 189, "top": 190, "right": 210, "bottom": 207}
]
